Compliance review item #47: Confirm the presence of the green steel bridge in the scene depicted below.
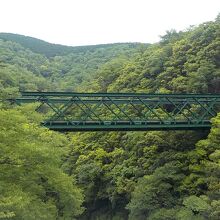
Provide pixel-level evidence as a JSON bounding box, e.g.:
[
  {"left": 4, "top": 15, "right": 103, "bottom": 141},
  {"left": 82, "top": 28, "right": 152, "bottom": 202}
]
[{"left": 9, "top": 92, "right": 220, "bottom": 131}]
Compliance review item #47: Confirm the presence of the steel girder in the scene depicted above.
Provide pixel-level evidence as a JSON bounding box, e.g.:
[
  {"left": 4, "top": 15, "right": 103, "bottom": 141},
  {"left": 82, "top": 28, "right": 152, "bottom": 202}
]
[{"left": 9, "top": 92, "right": 220, "bottom": 131}]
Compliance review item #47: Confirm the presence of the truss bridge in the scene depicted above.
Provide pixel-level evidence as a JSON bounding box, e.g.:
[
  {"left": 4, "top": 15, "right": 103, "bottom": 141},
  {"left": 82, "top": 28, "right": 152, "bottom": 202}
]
[{"left": 10, "top": 92, "right": 220, "bottom": 131}]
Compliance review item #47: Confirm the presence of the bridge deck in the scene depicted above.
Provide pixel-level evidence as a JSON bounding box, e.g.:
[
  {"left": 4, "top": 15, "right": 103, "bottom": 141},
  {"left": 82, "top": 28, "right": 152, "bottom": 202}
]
[{"left": 43, "top": 120, "right": 211, "bottom": 131}]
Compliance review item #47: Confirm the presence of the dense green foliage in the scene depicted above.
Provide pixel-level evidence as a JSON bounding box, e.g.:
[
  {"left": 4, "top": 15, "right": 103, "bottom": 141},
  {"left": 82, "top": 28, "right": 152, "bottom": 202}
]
[
  {"left": 92, "top": 19, "right": 220, "bottom": 94},
  {"left": 0, "top": 33, "right": 74, "bottom": 57},
  {"left": 0, "top": 15, "right": 220, "bottom": 219},
  {"left": 0, "top": 33, "right": 142, "bottom": 58},
  {"left": 0, "top": 106, "right": 84, "bottom": 219},
  {"left": 0, "top": 35, "right": 143, "bottom": 92}
]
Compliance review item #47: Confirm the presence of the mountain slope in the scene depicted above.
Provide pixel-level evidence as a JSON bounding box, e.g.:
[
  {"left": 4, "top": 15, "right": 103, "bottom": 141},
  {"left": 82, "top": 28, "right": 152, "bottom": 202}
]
[
  {"left": 0, "top": 34, "right": 145, "bottom": 92},
  {"left": 0, "top": 33, "right": 144, "bottom": 57}
]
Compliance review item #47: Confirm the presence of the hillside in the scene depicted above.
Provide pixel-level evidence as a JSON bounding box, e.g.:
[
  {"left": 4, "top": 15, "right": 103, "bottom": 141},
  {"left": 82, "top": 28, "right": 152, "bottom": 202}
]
[
  {"left": 0, "top": 34, "right": 145, "bottom": 92},
  {"left": 0, "top": 15, "right": 220, "bottom": 220},
  {"left": 0, "top": 33, "right": 143, "bottom": 57}
]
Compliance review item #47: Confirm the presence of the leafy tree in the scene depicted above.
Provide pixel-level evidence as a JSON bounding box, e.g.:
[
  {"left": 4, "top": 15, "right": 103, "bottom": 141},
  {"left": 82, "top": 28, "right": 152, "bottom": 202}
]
[{"left": 0, "top": 106, "right": 84, "bottom": 219}]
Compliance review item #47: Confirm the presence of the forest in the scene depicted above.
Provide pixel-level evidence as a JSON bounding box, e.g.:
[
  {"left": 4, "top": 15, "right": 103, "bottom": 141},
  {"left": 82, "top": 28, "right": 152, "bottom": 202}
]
[{"left": 0, "top": 15, "right": 220, "bottom": 219}]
